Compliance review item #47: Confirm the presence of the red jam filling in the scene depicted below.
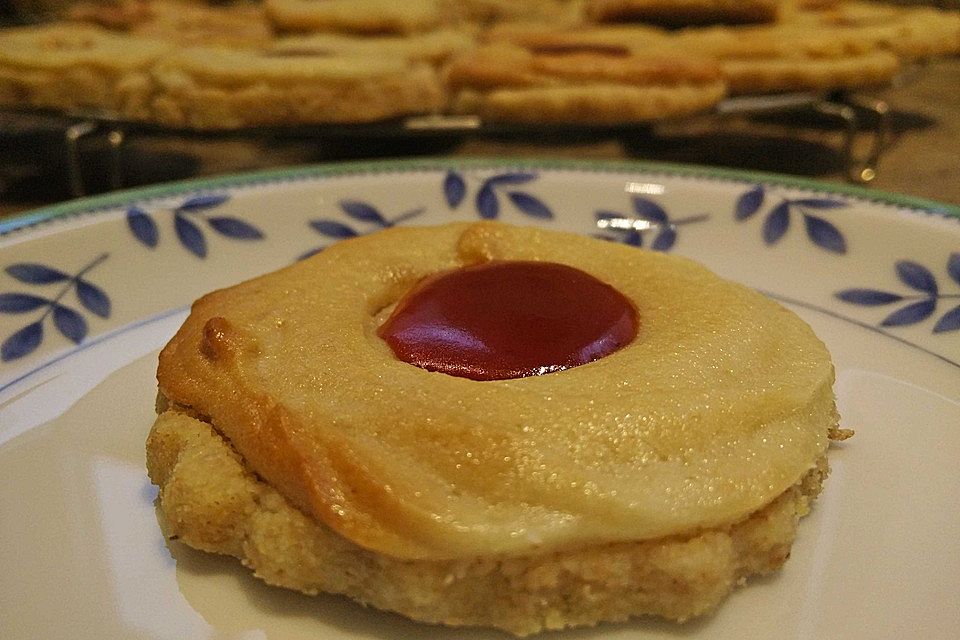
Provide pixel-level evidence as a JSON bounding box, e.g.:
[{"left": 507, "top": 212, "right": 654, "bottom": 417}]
[{"left": 377, "top": 260, "right": 638, "bottom": 381}]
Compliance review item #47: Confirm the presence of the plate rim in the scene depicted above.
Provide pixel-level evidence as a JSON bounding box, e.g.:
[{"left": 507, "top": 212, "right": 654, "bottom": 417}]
[{"left": 2, "top": 158, "right": 958, "bottom": 239}]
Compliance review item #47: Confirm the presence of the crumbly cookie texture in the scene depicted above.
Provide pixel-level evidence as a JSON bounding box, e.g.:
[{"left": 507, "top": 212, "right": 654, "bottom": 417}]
[{"left": 148, "top": 408, "right": 829, "bottom": 637}]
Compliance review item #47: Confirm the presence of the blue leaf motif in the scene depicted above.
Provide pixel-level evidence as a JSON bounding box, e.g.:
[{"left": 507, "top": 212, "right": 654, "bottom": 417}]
[
  {"left": 881, "top": 299, "right": 937, "bottom": 327},
  {"left": 76, "top": 280, "right": 111, "bottom": 318},
  {"left": 126, "top": 207, "right": 158, "bottom": 248},
  {"left": 895, "top": 261, "right": 938, "bottom": 295},
  {"left": 652, "top": 227, "right": 677, "bottom": 252},
  {"left": 933, "top": 304, "right": 960, "bottom": 333},
  {"left": 625, "top": 230, "right": 643, "bottom": 247},
  {"left": 310, "top": 220, "right": 358, "bottom": 239},
  {"left": 0, "top": 292, "right": 49, "bottom": 313},
  {"left": 507, "top": 191, "right": 553, "bottom": 219},
  {"left": 443, "top": 171, "right": 466, "bottom": 209},
  {"left": 207, "top": 217, "right": 264, "bottom": 240},
  {"left": 298, "top": 247, "right": 325, "bottom": 261},
  {"left": 6, "top": 263, "right": 70, "bottom": 284},
  {"left": 835, "top": 289, "right": 904, "bottom": 306},
  {"left": 175, "top": 194, "right": 230, "bottom": 213},
  {"left": 174, "top": 213, "right": 207, "bottom": 258},
  {"left": 763, "top": 202, "right": 791, "bottom": 245},
  {"left": 791, "top": 198, "right": 846, "bottom": 209},
  {"left": 633, "top": 197, "right": 668, "bottom": 223},
  {"left": 340, "top": 201, "right": 388, "bottom": 226},
  {"left": 476, "top": 182, "right": 499, "bottom": 220},
  {"left": 947, "top": 253, "right": 960, "bottom": 286},
  {"left": 735, "top": 185, "right": 765, "bottom": 220},
  {"left": 803, "top": 214, "right": 847, "bottom": 254},
  {"left": 486, "top": 172, "right": 537, "bottom": 186},
  {"left": 53, "top": 304, "right": 87, "bottom": 344},
  {"left": 2, "top": 321, "right": 43, "bottom": 361}
]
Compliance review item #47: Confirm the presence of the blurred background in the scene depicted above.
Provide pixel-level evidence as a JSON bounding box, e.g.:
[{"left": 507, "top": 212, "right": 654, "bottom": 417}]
[{"left": 1, "top": 0, "right": 958, "bottom": 217}]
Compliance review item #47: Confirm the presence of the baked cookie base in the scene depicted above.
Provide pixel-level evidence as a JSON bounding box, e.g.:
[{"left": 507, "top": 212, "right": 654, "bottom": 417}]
[{"left": 147, "top": 408, "right": 829, "bottom": 637}]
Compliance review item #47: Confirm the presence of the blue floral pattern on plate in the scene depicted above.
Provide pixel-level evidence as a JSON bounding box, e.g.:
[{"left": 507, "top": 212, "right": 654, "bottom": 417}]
[
  {"left": 127, "top": 193, "right": 264, "bottom": 258},
  {"left": 1, "top": 254, "right": 110, "bottom": 361},
  {"left": 735, "top": 184, "right": 848, "bottom": 254},
  {"left": 1, "top": 160, "right": 958, "bottom": 372},
  {"left": 444, "top": 170, "right": 553, "bottom": 220},
  {"left": 836, "top": 254, "right": 960, "bottom": 333}
]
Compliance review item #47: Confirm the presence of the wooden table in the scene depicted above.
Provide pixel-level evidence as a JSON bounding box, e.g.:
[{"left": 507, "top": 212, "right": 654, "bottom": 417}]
[{"left": 1, "top": 58, "right": 958, "bottom": 221}]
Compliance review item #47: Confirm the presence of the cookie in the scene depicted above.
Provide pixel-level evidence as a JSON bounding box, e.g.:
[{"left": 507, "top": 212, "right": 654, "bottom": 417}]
[
  {"left": 0, "top": 23, "right": 170, "bottom": 120},
  {"left": 784, "top": 1, "right": 960, "bottom": 60},
  {"left": 264, "top": 0, "right": 443, "bottom": 35},
  {"left": 270, "top": 28, "right": 476, "bottom": 65},
  {"left": 482, "top": 20, "right": 672, "bottom": 54},
  {"left": 673, "top": 23, "right": 901, "bottom": 94},
  {"left": 440, "top": 0, "right": 586, "bottom": 26},
  {"left": 150, "top": 221, "right": 841, "bottom": 634},
  {"left": 67, "top": 0, "right": 275, "bottom": 49},
  {"left": 719, "top": 48, "right": 900, "bottom": 95},
  {"left": 149, "top": 46, "right": 445, "bottom": 129},
  {"left": 444, "top": 42, "right": 725, "bottom": 123}
]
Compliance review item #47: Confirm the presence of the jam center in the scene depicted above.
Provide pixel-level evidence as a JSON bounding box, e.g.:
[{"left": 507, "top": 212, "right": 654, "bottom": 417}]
[{"left": 377, "top": 260, "right": 638, "bottom": 381}]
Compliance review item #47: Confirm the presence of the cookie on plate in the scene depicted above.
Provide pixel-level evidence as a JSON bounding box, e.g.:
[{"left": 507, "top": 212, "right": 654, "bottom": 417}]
[{"left": 148, "top": 221, "right": 842, "bottom": 635}]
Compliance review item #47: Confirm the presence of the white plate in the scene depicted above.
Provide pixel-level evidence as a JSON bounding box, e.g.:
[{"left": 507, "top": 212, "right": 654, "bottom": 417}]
[{"left": 2, "top": 159, "right": 959, "bottom": 640}]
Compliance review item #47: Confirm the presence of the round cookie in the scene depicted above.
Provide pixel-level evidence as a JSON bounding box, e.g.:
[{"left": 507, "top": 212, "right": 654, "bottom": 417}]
[
  {"left": 0, "top": 24, "right": 171, "bottom": 120},
  {"left": 151, "top": 221, "right": 840, "bottom": 633}
]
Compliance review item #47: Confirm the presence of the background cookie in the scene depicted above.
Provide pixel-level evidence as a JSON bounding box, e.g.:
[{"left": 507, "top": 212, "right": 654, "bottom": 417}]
[
  {"left": 264, "top": 0, "right": 443, "bottom": 34},
  {"left": 150, "top": 46, "right": 444, "bottom": 129},
  {"left": 444, "top": 42, "right": 726, "bottom": 123},
  {"left": 0, "top": 23, "right": 170, "bottom": 120}
]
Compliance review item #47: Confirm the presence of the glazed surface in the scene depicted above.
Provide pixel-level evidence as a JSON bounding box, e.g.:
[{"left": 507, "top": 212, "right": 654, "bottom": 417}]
[{"left": 157, "top": 222, "right": 837, "bottom": 560}]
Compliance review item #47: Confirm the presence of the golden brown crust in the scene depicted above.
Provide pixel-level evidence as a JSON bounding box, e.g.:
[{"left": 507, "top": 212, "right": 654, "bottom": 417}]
[
  {"left": 149, "top": 47, "right": 445, "bottom": 129},
  {"left": 264, "top": 0, "right": 444, "bottom": 35},
  {"left": 5, "top": 1, "right": 960, "bottom": 128},
  {"left": 148, "top": 408, "right": 830, "bottom": 636},
  {"left": 0, "top": 24, "right": 170, "bottom": 119},
  {"left": 67, "top": 0, "right": 275, "bottom": 49},
  {"left": 443, "top": 42, "right": 725, "bottom": 122},
  {"left": 269, "top": 28, "right": 476, "bottom": 65},
  {"left": 720, "top": 49, "right": 900, "bottom": 95}
]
